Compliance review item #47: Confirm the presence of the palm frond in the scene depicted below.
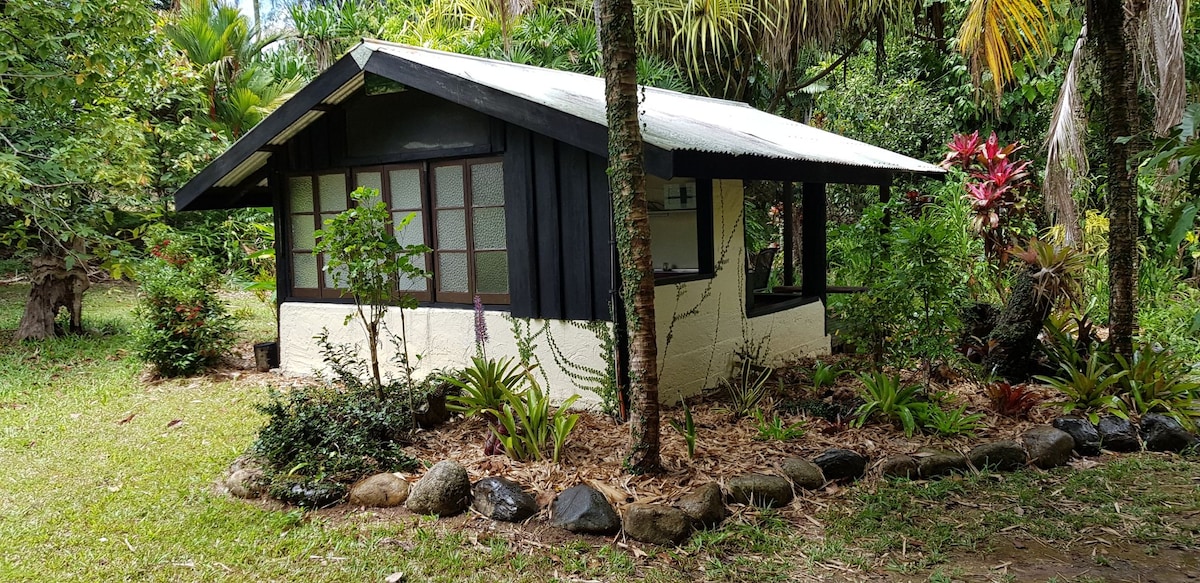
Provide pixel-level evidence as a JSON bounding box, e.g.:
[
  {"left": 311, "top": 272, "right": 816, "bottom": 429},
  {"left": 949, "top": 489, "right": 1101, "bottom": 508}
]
[
  {"left": 1140, "top": 0, "right": 1186, "bottom": 135},
  {"left": 1042, "top": 21, "right": 1086, "bottom": 246},
  {"left": 958, "top": 0, "right": 1055, "bottom": 97}
]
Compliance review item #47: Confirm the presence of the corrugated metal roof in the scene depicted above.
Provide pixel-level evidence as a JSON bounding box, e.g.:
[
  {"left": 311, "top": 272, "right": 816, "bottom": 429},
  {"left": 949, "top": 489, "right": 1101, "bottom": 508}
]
[
  {"left": 181, "top": 41, "right": 945, "bottom": 211},
  {"left": 364, "top": 40, "right": 944, "bottom": 175}
]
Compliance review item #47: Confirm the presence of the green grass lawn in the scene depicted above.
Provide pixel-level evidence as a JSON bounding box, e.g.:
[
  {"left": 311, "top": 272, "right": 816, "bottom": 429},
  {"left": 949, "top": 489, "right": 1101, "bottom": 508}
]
[{"left": 1, "top": 283, "right": 1198, "bottom": 582}]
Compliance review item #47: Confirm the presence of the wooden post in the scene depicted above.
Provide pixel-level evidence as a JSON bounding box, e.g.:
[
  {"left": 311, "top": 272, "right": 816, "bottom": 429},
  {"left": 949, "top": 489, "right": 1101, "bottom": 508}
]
[
  {"left": 801, "top": 182, "right": 827, "bottom": 305},
  {"left": 781, "top": 181, "right": 794, "bottom": 287}
]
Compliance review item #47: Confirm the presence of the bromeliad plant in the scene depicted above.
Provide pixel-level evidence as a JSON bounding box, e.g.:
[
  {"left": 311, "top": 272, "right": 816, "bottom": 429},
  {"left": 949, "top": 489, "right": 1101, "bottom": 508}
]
[
  {"left": 1035, "top": 351, "right": 1129, "bottom": 424},
  {"left": 811, "top": 360, "right": 847, "bottom": 391},
  {"left": 668, "top": 398, "right": 698, "bottom": 458},
  {"left": 1113, "top": 344, "right": 1200, "bottom": 430},
  {"left": 723, "top": 361, "right": 775, "bottom": 418},
  {"left": 852, "top": 372, "right": 928, "bottom": 437},
  {"left": 485, "top": 379, "right": 580, "bottom": 463},
  {"left": 921, "top": 403, "right": 987, "bottom": 437}
]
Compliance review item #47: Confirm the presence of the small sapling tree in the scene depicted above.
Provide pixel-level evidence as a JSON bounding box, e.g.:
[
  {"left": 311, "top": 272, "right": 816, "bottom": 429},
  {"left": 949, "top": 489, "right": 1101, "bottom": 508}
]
[{"left": 314, "top": 187, "right": 429, "bottom": 398}]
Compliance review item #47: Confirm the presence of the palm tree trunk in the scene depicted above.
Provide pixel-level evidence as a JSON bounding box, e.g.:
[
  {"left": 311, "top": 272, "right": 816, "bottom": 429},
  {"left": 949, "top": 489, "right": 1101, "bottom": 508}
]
[
  {"left": 598, "top": 0, "right": 662, "bottom": 474},
  {"left": 1091, "top": 0, "right": 1140, "bottom": 359}
]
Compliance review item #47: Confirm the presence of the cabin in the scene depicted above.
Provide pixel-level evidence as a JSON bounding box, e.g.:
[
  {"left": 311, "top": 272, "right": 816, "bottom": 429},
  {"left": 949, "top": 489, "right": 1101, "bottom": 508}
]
[{"left": 175, "top": 40, "right": 944, "bottom": 407}]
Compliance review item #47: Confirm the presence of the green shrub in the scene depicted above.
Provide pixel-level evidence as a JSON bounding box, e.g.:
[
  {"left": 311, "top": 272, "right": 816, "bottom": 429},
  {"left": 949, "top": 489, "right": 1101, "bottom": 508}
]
[
  {"left": 253, "top": 382, "right": 419, "bottom": 484},
  {"left": 133, "top": 229, "right": 239, "bottom": 377}
]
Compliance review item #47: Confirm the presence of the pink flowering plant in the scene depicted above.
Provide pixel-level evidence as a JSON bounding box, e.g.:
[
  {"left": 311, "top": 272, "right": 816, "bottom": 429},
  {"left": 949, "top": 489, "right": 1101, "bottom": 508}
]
[{"left": 942, "top": 131, "right": 1034, "bottom": 265}]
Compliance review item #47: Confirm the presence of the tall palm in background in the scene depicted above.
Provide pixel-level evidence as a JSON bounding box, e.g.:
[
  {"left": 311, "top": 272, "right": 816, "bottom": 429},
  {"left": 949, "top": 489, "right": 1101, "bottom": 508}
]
[
  {"left": 957, "top": 0, "right": 1188, "bottom": 357},
  {"left": 166, "top": 0, "right": 303, "bottom": 138}
]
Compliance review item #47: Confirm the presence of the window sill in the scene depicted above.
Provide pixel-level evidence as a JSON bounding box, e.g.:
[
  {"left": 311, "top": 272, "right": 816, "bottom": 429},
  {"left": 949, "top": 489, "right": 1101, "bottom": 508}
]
[
  {"left": 746, "top": 294, "right": 821, "bottom": 318},
  {"left": 653, "top": 271, "right": 714, "bottom": 286}
]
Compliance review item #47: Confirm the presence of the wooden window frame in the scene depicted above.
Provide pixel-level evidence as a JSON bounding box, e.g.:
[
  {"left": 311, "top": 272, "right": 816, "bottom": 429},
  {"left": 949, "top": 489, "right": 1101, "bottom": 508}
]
[
  {"left": 430, "top": 157, "right": 510, "bottom": 306},
  {"left": 285, "top": 157, "right": 510, "bottom": 306}
]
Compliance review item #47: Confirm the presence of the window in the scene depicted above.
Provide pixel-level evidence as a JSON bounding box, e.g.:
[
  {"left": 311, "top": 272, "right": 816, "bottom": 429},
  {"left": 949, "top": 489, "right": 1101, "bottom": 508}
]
[
  {"left": 288, "top": 171, "right": 351, "bottom": 299},
  {"left": 287, "top": 157, "right": 509, "bottom": 304},
  {"left": 647, "top": 176, "right": 714, "bottom": 284}
]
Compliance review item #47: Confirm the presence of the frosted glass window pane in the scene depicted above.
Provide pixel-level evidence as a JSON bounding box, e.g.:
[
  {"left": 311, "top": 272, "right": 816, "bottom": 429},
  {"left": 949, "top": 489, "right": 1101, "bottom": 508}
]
[
  {"left": 434, "top": 165, "right": 463, "bottom": 207},
  {"left": 474, "top": 251, "right": 509, "bottom": 294},
  {"left": 323, "top": 253, "right": 348, "bottom": 289},
  {"left": 399, "top": 256, "right": 428, "bottom": 292},
  {"left": 472, "top": 207, "right": 507, "bottom": 250},
  {"left": 389, "top": 168, "right": 422, "bottom": 210},
  {"left": 290, "top": 215, "right": 315, "bottom": 250},
  {"left": 471, "top": 162, "right": 504, "bottom": 207},
  {"left": 436, "top": 209, "right": 466, "bottom": 250},
  {"left": 318, "top": 173, "right": 347, "bottom": 211},
  {"left": 289, "top": 177, "right": 314, "bottom": 212},
  {"left": 438, "top": 253, "right": 468, "bottom": 293},
  {"left": 293, "top": 253, "right": 318, "bottom": 288},
  {"left": 393, "top": 211, "right": 425, "bottom": 247},
  {"left": 355, "top": 172, "right": 383, "bottom": 206}
]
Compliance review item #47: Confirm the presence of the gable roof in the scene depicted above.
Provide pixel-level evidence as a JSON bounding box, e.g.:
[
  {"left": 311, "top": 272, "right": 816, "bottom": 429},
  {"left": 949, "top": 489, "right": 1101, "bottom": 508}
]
[{"left": 176, "top": 39, "right": 944, "bottom": 211}]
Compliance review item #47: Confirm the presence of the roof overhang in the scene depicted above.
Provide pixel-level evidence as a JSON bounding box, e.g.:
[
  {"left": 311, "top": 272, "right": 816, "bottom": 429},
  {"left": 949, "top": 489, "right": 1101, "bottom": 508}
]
[{"left": 175, "top": 40, "right": 945, "bottom": 211}]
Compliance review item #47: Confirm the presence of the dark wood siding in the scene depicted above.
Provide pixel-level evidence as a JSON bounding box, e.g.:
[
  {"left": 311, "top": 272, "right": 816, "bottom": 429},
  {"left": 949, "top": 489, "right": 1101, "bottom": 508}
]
[
  {"left": 505, "top": 126, "right": 613, "bottom": 321},
  {"left": 275, "top": 86, "right": 614, "bottom": 321}
]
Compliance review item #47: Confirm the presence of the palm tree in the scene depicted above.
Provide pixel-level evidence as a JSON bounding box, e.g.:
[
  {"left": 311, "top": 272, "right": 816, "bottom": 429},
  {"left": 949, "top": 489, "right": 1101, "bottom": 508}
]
[
  {"left": 166, "top": 0, "right": 299, "bottom": 138},
  {"left": 956, "top": 0, "right": 1187, "bottom": 357},
  {"left": 598, "top": 0, "right": 662, "bottom": 475}
]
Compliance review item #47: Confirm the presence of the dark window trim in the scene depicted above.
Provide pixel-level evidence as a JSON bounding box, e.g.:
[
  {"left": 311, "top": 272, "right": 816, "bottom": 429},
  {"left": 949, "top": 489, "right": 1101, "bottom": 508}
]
[
  {"left": 653, "top": 271, "right": 715, "bottom": 286},
  {"left": 746, "top": 294, "right": 821, "bottom": 318}
]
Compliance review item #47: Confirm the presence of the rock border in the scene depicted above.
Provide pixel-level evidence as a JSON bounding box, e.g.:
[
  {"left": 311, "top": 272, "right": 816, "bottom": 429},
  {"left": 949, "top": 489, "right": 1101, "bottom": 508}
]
[{"left": 230, "top": 418, "right": 1199, "bottom": 547}]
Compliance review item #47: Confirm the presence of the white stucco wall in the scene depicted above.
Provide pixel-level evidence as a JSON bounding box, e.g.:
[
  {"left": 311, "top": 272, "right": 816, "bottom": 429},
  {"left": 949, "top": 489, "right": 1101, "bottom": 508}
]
[
  {"left": 278, "top": 178, "right": 829, "bottom": 405},
  {"left": 654, "top": 179, "right": 830, "bottom": 403},
  {"left": 279, "top": 302, "right": 611, "bottom": 407}
]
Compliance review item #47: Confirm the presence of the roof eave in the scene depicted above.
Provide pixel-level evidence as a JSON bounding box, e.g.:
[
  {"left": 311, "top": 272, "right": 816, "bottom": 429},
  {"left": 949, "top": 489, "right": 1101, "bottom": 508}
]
[{"left": 173, "top": 54, "right": 364, "bottom": 211}]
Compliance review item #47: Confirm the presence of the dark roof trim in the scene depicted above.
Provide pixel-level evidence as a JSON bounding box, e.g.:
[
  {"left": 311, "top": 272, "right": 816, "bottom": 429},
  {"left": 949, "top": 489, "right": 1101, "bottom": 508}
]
[
  {"left": 361, "top": 52, "right": 675, "bottom": 177},
  {"left": 174, "top": 55, "right": 362, "bottom": 211},
  {"left": 672, "top": 151, "right": 943, "bottom": 185}
]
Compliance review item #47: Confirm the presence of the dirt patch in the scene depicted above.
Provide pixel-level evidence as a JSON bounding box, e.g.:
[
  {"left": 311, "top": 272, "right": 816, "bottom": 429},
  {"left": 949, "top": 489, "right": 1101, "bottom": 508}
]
[{"left": 933, "top": 536, "right": 1200, "bottom": 582}]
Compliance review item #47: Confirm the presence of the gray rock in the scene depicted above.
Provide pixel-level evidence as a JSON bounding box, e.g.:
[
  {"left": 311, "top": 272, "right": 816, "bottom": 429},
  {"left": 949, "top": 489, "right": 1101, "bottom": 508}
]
[
  {"left": 1022, "top": 426, "right": 1075, "bottom": 469},
  {"left": 675, "top": 483, "right": 725, "bottom": 529},
  {"left": 1052, "top": 417, "right": 1102, "bottom": 456},
  {"left": 916, "top": 449, "right": 969, "bottom": 478},
  {"left": 550, "top": 485, "right": 620, "bottom": 534},
  {"left": 726, "top": 474, "right": 793, "bottom": 508},
  {"left": 272, "top": 480, "right": 345, "bottom": 508},
  {"left": 406, "top": 460, "right": 471, "bottom": 516},
  {"left": 471, "top": 476, "right": 538, "bottom": 522},
  {"left": 226, "top": 467, "right": 267, "bottom": 499},
  {"left": 1140, "top": 414, "right": 1200, "bottom": 452},
  {"left": 623, "top": 503, "right": 692, "bottom": 546},
  {"left": 879, "top": 455, "right": 918, "bottom": 479},
  {"left": 348, "top": 473, "right": 409, "bottom": 508},
  {"left": 1098, "top": 415, "right": 1141, "bottom": 452},
  {"left": 813, "top": 448, "right": 867, "bottom": 481},
  {"left": 780, "top": 457, "right": 825, "bottom": 490},
  {"left": 968, "top": 441, "right": 1027, "bottom": 472}
]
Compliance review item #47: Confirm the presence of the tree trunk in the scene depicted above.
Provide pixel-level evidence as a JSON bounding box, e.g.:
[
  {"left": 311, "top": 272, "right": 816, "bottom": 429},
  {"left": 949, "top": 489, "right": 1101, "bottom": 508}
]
[
  {"left": 598, "top": 0, "right": 661, "bottom": 474},
  {"left": 16, "top": 254, "right": 89, "bottom": 341},
  {"left": 1091, "top": 0, "right": 1141, "bottom": 359},
  {"left": 982, "top": 267, "right": 1053, "bottom": 380}
]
